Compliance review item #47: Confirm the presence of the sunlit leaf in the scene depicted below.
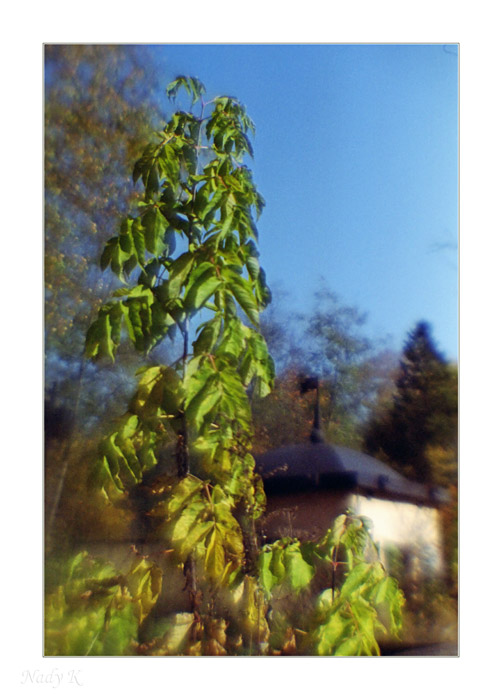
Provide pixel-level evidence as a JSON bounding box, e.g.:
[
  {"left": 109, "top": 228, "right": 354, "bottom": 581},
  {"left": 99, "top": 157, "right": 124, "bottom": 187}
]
[
  {"left": 185, "top": 370, "right": 221, "bottom": 427},
  {"left": 179, "top": 520, "right": 213, "bottom": 561},
  {"left": 283, "top": 543, "right": 315, "bottom": 591},
  {"left": 143, "top": 207, "right": 168, "bottom": 256},
  {"left": 192, "top": 316, "right": 222, "bottom": 355},
  {"left": 126, "top": 558, "right": 162, "bottom": 624},
  {"left": 161, "top": 475, "right": 203, "bottom": 517},
  {"left": 170, "top": 499, "right": 207, "bottom": 551},
  {"left": 316, "top": 610, "right": 347, "bottom": 656},
  {"left": 205, "top": 527, "right": 226, "bottom": 582},
  {"left": 166, "top": 252, "right": 194, "bottom": 298},
  {"left": 185, "top": 267, "right": 222, "bottom": 312},
  {"left": 258, "top": 549, "right": 277, "bottom": 595}
]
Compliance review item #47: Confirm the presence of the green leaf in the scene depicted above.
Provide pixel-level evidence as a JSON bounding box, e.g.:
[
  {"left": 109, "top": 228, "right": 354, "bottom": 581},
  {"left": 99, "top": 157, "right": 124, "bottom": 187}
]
[
  {"left": 67, "top": 551, "right": 88, "bottom": 581},
  {"left": 315, "top": 588, "right": 337, "bottom": 614},
  {"left": 143, "top": 208, "right": 168, "bottom": 256},
  {"left": 219, "top": 206, "right": 235, "bottom": 241},
  {"left": 270, "top": 546, "right": 286, "bottom": 581},
  {"left": 165, "top": 475, "right": 204, "bottom": 519},
  {"left": 108, "top": 302, "right": 124, "bottom": 348},
  {"left": 253, "top": 376, "right": 273, "bottom": 399},
  {"left": 122, "top": 299, "right": 145, "bottom": 349},
  {"left": 192, "top": 316, "right": 222, "bottom": 355},
  {"left": 246, "top": 255, "right": 260, "bottom": 281},
  {"left": 330, "top": 514, "right": 348, "bottom": 547},
  {"left": 128, "top": 365, "right": 178, "bottom": 426},
  {"left": 178, "top": 520, "right": 213, "bottom": 561},
  {"left": 167, "top": 75, "right": 206, "bottom": 103},
  {"left": 373, "top": 577, "right": 391, "bottom": 606},
  {"left": 126, "top": 558, "right": 163, "bottom": 625},
  {"left": 100, "top": 236, "right": 118, "bottom": 271},
  {"left": 283, "top": 543, "right": 315, "bottom": 591},
  {"left": 45, "top": 553, "right": 140, "bottom": 656},
  {"left": 239, "top": 348, "right": 255, "bottom": 386},
  {"left": 200, "top": 188, "right": 224, "bottom": 225},
  {"left": 237, "top": 330, "right": 274, "bottom": 396},
  {"left": 119, "top": 219, "right": 134, "bottom": 253},
  {"left": 258, "top": 549, "right": 277, "bottom": 595},
  {"left": 349, "top": 599, "right": 379, "bottom": 651},
  {"left": 145, "top": 163, "right": 160, "bottom": 199},
  {"left": 205, "top": 527, "right": 226, "bottom": 582},
  {"left": 316, "top": 610, "right": 347, "bottom": 655},
  {"left": 256, "top": 267, "right": 272, "bottom": 308},
  {"left": 182, "top": 361, "right": 211, "bottom": 400},
  {"left": 138, "top": 258, "right": 161, "bottom": 287},
  {"left": 101, "top": 433, "right": 139, "bottom": 487},
  {"left": 185, "top": 374, "right": 222, "bottom": 431},
  {"left": 110, "top": 242, "right": 132, "bottom": 282},
  {"left": 188, "top": 77, "right": 206, "bottom": 102},
  {"left": 100, "top": 606, "right": 138, "bottom": 656},
  {"left": 85, "top": 307, "right": 120, "bottom": 362},
  {"left": 184, "top": 267, "right": 222, "bottom": 312},
  {"left": 170, "top": 499, "right": 207, "bottom": 551},
  {"left": 92, "top": 455, "right": 124, "bottom": 495},
  {"left": 166, "top": 252, "right": 194, "bottom": 299},
  {"left": 334, "top": 635, "right": 362, "bottom": 657},
  {"left": 217, "top": 317, "right": 246, "bottom": 359},
  {"left": 158, "top": 143, "right": 180, "bottom": 186},
  {"left": 224, "top": 270, "right": 259, "bottom": 326},
  {"left": 131, "top": 219, "right": 146, "bottom": 267},
  {"left": 340, "top": 562, "right": 372, "bottom": 598}
]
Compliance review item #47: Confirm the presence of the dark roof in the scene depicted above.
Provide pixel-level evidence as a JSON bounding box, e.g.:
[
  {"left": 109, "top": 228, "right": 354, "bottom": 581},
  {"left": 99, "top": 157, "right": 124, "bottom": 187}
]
[{"left": 255, "top": 442, "right": 449, "bottom": 506}]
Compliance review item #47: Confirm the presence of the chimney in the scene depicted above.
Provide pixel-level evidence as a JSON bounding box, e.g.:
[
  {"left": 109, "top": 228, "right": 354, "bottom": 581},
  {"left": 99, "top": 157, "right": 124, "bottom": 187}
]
[{"left": 299, "top": 375, "right": 324, "bottom": 444}]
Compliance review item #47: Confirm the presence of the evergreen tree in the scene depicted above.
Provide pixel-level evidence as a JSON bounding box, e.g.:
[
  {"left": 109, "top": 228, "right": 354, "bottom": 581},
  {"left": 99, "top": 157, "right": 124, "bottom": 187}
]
[{"left": 364, "top": 322, "right": 457, "bottom": 484}]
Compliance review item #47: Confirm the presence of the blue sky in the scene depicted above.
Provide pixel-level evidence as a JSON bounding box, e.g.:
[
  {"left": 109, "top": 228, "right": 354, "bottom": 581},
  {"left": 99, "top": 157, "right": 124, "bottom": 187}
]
[{"left": 147, "top": 44, "right": 459, "bottom": 360}]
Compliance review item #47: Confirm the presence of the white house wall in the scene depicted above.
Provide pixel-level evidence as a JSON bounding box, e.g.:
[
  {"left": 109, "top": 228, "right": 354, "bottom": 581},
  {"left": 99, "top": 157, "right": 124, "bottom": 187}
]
[{"left": 349, "top": 494, "right": 444, "bottom": 577}]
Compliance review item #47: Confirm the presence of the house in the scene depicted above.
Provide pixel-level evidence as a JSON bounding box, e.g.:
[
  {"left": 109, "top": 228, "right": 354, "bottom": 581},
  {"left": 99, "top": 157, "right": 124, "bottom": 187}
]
[{"left": 254, "top": 385, "right": 449, "bottom": 582}]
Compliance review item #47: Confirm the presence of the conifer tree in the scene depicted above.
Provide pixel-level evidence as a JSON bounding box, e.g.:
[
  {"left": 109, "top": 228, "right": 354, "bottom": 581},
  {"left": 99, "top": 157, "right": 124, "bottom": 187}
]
[{"left": 364, "top": 321, "right": 457, "bottom": 484}]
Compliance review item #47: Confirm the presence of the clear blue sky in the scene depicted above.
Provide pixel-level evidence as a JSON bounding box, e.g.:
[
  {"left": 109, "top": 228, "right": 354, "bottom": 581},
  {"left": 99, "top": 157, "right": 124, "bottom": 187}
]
[{"left": 145, "top": 44, "right": 458, "bottom": 361}]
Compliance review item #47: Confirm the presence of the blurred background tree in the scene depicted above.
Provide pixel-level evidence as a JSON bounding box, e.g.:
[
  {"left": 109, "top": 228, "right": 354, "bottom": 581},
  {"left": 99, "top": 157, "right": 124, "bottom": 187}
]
[
  {"left": 363, "top": 321, "right": 457, "bottom": 486},
  {"left": 253, "top": 285, "right": 399, "bottom": 451},
  {"left": 45, "top": 46, "right": 168, "bottom": 547},
  {"left": 362, "top": 321, "right": 458, "bottom": 600},
  {"left": 45, "top": 46, "right": 160, "bottom": 366}
]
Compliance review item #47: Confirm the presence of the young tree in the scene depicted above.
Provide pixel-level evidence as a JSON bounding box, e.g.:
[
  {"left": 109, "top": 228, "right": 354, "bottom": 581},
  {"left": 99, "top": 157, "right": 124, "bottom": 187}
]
[
  {"left": 46, "top": 76, "right": 404, "bottom": 656},
  {"left": 364, "top": 322, "right": 458, "bottom": 484},
  {"left": 83, "top": 75, "right": 275, "bottom": 651}
]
